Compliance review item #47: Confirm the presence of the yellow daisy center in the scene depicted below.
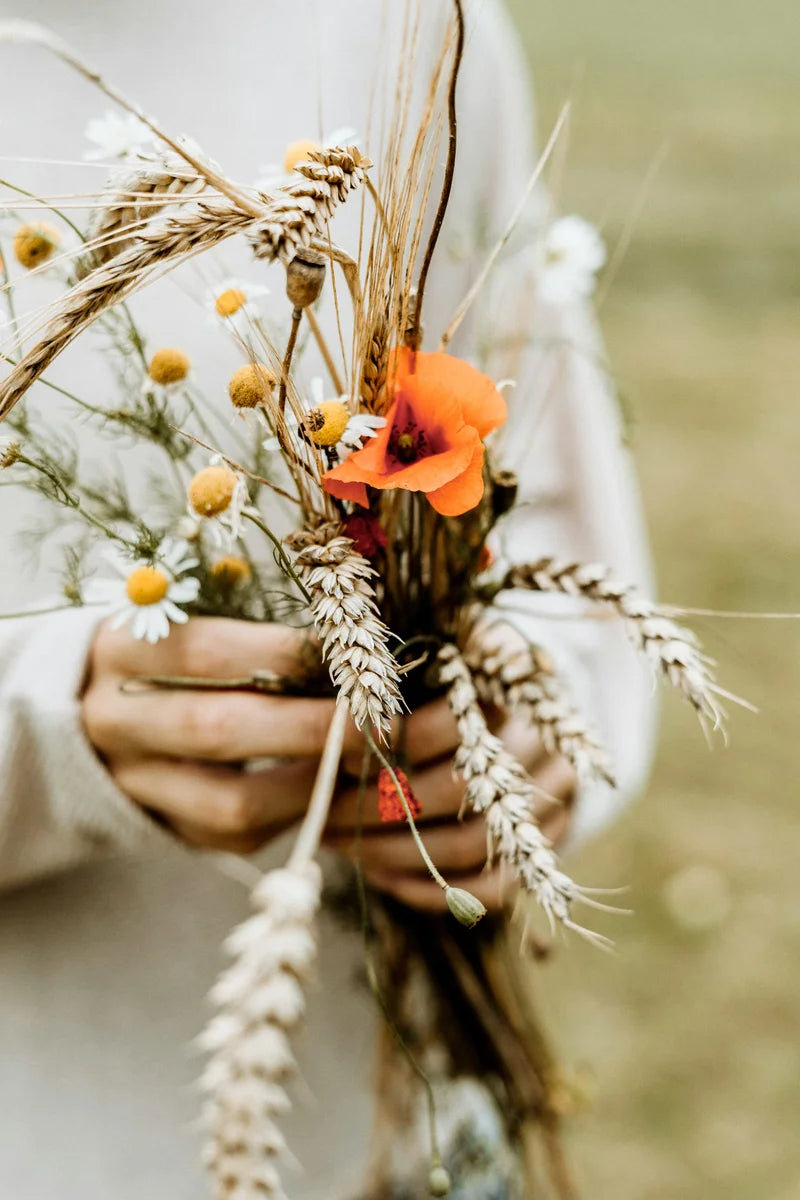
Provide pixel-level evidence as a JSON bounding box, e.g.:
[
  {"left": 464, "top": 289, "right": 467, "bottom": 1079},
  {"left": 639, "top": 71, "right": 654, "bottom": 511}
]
[
  {"left": 188, "top": 465, "right": 238, "bottom": 516},
  {"left": 302, "top": 399, "right": 350, "bottom": 447},
  {"left": 228, "top": 363, "right": 275, "bottom": 409},
  {"left": 14, "top": 222, "right": 61, "bottom": 270},
  {"left": 148, "top": 347, "right": 191, "bottom": 386},
  {"left": 283, "top": 138, "right": 320, "bottom": 173},
  {"left": 211, "top": 555, "right": 252, "bottom": 586},
  {"left": 126, "top": 566, "right": 169, "bottom": 606},
  {"left": 215, "top": 287, "right": 248, "bottom": 318}
]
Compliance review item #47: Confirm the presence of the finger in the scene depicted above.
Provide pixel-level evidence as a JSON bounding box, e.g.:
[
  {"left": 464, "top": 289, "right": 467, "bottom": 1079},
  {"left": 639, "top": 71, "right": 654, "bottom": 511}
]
[
  {"left": 327, "top": 815, "right": 491, "bottom": 876},
  {"left": 164, "top": 818, "right": 279, "bottom": 855},
  {"left": 85, "top": 682, "right": 363, "bottom": 762},
  {"left": 91, "top": 617, "right": 319, "bottom": 681},
  {"left": 339, "top": 696, "right": 459, "bottom": 777},
  {"left": 329, "top": 755, "right": 464, "bottom": 831},
  {"left": 368, "top": 864, "right": 515, "bottom": 914},
  {"left": 111, "top": 755, "right": 317, "bottom": 835},
  {"left": 528, "top": 754, "right": 577, "bottom": 822}
]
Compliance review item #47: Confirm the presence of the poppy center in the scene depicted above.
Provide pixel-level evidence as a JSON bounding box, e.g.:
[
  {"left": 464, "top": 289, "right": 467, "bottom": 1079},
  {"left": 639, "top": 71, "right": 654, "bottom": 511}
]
[{"left": 388, "top": 419, "right": 428, "bottom": 465}]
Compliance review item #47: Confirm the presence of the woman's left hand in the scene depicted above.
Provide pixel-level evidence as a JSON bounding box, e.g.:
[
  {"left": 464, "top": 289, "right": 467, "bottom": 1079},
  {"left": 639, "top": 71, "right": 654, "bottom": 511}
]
[{"left": 324, "top": 696, "right": 576, "bottom": 914}]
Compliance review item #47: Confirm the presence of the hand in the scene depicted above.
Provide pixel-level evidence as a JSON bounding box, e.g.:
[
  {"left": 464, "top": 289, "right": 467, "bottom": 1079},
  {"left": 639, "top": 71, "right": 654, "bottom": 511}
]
[
  {"left": 325, "top": 697, "right": 576, "bottom": 914},
  {"left": 82, "top": 617, "right": 359, "bottom": 852}
]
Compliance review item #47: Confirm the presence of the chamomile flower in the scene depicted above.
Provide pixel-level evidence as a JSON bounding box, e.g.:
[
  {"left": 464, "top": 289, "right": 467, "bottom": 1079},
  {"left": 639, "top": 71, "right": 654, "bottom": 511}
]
[
  {"left": 187, "top": 457, "right": 251, "bottom": 545},
  {"left": 13, "top": 222, "right": 61, "bottom": 271},
  {"left": 263, "top": 377, "right": 385, "bottom": 461},
  {"left": 141, "top": 347, "right": 192, "bottom": 400},
  {"left": 255, "top": 126, "right": 359, "bottom": 192},
  {"left": 206, "top": 278, "right": 270, "bottom": 334},
  {"left": 536, "top": 215, "right": 606, "bottom": 305},
  {"left": 83, "top": 111, "right": 155, "bottom": 161},
  {"left": 88, "top": 538, "right": 200, "bottom": 644}
]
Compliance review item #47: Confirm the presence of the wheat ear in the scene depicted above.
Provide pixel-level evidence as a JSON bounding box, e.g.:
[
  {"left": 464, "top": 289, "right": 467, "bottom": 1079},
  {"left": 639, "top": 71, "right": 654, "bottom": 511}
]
[
  {"left": 286, "top": 523, "right": 403, "bottom": 741},
  {"left": 437, "top": 645, "right": 609, "bottom": 946},
  {"left": 465, "top": 635, "right": 615, "bottom": 786},
  {"left": 0, "top": 148, "right": 371, "bottom": 421},
  {"left": 500, "top": 558, "right": 736, "bottom": 734},
  {"left": 76, "top": 150, "right": 208, "bottom": 276},
  {"left": 200, "top": 699, "right": 349, "bottom": 1200}
]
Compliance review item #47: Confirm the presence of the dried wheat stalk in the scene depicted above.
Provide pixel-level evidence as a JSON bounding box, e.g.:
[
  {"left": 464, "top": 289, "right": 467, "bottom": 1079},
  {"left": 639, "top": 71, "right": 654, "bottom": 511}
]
[
  {"left": 437, "top": 645, "right": 606, "bottom": 945},
  {"left": 0, "top": 147, "right": 372, "bottom": 421},
  {"left": 286, "top": 523, "right": 403, "bottom": 740},
  {"left": 76, "top": 150, "right": 208, "bottom": 277},
  {"left": 199, "top": 863, "right": 322, "bottom": 1200},
  {"left": 501, "top": 558, "right": 730, "bottom": 733},
  {"left": 465, "top": 635, "right": 615, "bottom": 786}
]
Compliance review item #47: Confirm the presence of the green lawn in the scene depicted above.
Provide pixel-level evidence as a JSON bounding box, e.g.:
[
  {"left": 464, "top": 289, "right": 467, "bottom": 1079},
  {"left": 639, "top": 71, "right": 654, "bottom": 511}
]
[{"left": 507, "top": 2, "right": 800, "bottom": 1196}]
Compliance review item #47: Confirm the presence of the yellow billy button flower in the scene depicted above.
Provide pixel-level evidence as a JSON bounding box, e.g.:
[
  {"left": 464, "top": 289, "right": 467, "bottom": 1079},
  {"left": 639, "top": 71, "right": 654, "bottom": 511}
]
[
  {"left": 215, "top": 287, "right": 248, "bottom": 318},
  {"left": 283, "top": 138, "right": 320, "bottom": 173},
  {"left": 125, "top": 565, "right": 170, "bottom": 606},
  {"left": 14, "top": 222, "right": 61, "bottom": 270},
  {"left": 302, "top": 400, "right": 350, "bottom": 447},
  {"left": 188, "top": 465, "right": 238, "bottom": 517},
  {"left": 148, "top": 347, "right": 190, "bottom": 387},
  {"left": 211, "top": 555, "right": 252, "bottom": 586},
  {"left": 228, "top": 363, "right": 275, "bottom": 410}
]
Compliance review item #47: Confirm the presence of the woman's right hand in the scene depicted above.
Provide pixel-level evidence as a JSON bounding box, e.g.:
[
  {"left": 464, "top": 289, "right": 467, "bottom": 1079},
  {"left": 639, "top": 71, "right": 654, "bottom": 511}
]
[{"left": 81, "top": 617, "right": 353, "bottom": 853}]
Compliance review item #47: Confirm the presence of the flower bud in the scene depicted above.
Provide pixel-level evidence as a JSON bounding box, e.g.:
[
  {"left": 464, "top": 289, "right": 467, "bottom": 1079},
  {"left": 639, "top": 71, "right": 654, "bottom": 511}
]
[
  {"left": 428, "top": 1164, "right": 452, "bottom": 1196},
  {"left": 0, "top": 439, "right": 21, "bottom": 469},
  {"left": 285, "top": 247, "right": 327, "bottom": 309},
  {"left": 445, "top": 886, "right": 487, "bottom": 929}
]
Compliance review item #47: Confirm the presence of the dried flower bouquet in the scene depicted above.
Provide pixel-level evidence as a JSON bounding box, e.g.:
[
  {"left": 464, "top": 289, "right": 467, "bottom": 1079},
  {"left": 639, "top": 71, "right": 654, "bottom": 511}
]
[{"left": 0, "top": 5, "right": 746, "bottom": 1198}]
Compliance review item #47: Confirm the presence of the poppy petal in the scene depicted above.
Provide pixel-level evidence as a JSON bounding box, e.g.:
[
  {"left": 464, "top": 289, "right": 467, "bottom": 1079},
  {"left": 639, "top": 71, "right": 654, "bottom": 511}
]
[
  {"left": 426, "top": 442, "right": 486, "bottom": 516},
  {"left": 392, "top": 348, "right": 507, "bottom": 438},
  {"left": 323, "top": 476, "right": 369, "bottom": 507}
]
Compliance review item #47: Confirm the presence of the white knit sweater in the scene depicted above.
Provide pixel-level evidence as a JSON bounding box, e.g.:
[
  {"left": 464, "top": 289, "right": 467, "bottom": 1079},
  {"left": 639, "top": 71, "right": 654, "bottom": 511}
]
[{"left": 0, "top": 1, "right": 656, "bottom": 1196}]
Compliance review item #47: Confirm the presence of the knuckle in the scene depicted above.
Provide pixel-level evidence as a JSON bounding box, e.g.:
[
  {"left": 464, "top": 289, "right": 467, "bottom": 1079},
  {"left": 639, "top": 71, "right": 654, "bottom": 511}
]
[{"left": 81, "top": 685, "right": 121, "bottom": 751}]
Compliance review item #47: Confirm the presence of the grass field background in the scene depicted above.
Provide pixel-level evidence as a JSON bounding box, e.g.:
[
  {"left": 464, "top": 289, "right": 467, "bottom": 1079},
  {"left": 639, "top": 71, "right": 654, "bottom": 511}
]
[{"left": 506, "top": 2, "right": 800, "bottom": 1196}]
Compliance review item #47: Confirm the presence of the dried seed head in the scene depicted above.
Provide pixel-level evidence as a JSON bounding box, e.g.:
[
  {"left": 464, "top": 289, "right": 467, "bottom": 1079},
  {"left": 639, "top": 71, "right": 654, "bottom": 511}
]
[
  {"left": 490, "top": 468, "right": 519, "bottom": 517},
  {"left": 301, "top": 400, "right": 349, "bottom": 446},
  {"left": 148, "top": 347, "right": 190, "bottom": 386},
  {"left": 126, "top": 566, "right": 169, "bottom": 606},
  {"left": 285, "top": 247, "right": 327, "bottom": 308},
  {"left": 14, "top": 222, "right": 60, "bottom": 269},
  {"left": 228, "top": 362, "right": 275, "bottom": 409},
  {"left": 283, "top": 138, "right": 320, "bottom": 173},
  {"left": 188, "top": 465, "right": 238, "bottom": 516},
  {"left": 428, "top": 1164, "right": 453, "bottom": 1196},
  {"left": 445, "top": 886, "right": 487, "bottom": 929},
  {"left": 211, "top": 555, "right": 252, "bottom": 586},
  {"left": 215, "top": 287, "right": 247, "bottom": 318},
  {"left": 0, "top": 439, "right": 21, "bottom": 469}
]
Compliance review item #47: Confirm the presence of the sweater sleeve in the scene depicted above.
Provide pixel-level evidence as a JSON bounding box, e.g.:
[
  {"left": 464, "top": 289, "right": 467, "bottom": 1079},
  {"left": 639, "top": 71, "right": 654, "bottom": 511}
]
[
  {"left": 448, "top": 0, "right": 658, "bottom": 846},
  {"left": 0, "top": 603, "right": 169, "bottom": 892}
]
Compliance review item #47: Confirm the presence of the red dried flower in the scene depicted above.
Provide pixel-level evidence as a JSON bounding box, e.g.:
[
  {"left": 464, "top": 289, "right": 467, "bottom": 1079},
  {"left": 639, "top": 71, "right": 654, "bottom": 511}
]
[
  {"left": 377, "top": 767, "right": 422, "bottom": 824},
  {"left": 344, "top": 512, "right": 388, "bottom": 558}
]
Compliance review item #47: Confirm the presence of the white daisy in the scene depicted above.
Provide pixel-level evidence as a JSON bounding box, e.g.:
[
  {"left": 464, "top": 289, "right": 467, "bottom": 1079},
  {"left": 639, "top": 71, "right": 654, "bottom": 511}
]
[
  {"left": 187, "top": 456, "right": 252, "bottom": 547},
  {"left": 255, "top": 126, "right": 359, "bottom": 192},
  {"left": 262, "top": 377, "right": 385, "bottom": 461},
  {"left": 537, "top": 215, "right": 607, "bottom": 305},
  {"left": 87, "top": 538, "right": 200, "bottom": 644},
  {"left": 83, "top": 111, "right": 156, "bottom": 162},
  {"left": 205, "top": 278, "right": 270, "bottom": 335}
]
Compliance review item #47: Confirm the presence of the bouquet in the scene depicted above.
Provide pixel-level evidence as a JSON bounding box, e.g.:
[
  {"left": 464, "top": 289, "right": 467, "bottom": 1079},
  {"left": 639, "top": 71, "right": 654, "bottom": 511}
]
[{"left": 0, "top": 7, "right": 746, "bottom": 1198}]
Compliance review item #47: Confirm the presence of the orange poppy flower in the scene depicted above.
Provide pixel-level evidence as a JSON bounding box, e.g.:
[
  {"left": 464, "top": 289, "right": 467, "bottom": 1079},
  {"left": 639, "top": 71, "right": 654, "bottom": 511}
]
[{"left": 323, "top": 348, "right": 507, "bottom": 517}]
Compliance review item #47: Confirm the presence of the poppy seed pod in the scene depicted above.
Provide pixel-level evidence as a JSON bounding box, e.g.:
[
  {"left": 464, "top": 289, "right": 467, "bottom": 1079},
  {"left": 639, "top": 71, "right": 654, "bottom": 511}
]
[
  {"left": 445, "top": 886, "right": 487, "bottom": 929},
  {"left": 285, "top": 247, "right": 327, "bottom": 309},
  {"left": 490, "top": 468, "right": 519, "bottom": 517},
  {"left": 428, "top": 1164, "right": 452, "bottom": 1196}
]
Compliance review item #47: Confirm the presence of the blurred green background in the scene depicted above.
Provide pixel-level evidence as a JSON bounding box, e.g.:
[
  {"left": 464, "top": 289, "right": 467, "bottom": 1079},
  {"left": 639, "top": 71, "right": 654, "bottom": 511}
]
[{"left": 507, "top": 2, "right": 800, "bottom": 1197}]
